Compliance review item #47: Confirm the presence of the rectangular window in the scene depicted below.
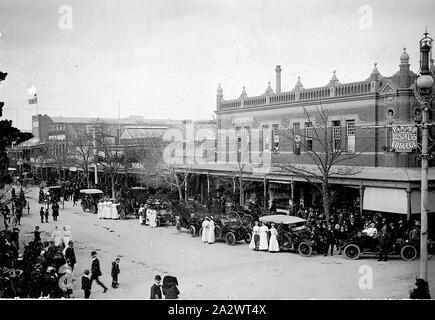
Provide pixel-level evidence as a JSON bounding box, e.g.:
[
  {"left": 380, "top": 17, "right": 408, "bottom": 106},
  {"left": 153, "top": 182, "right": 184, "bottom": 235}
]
[
  {"left": 346, "top": 120, "right": 355, "bottom": 153},
  {"left": 332, "top": 120, "right": 341, "bottom": 151},
  {"left": 262, "top": 125, "right": 270, "bottom": 151},
  {"left": 236, "top": 127, "right": 241, "bottom": 162},
  {"left": 305, "top": 122, "right": 313, "bottom": 151},
  {"left": 244, "top": 126, "right": 251, "bottom": 162},
  {"left": 293, "top": 123, "right": 301, "bottom": 154},
  {"left": 272, "top": 124, "right": 279, "bottom": 152}
]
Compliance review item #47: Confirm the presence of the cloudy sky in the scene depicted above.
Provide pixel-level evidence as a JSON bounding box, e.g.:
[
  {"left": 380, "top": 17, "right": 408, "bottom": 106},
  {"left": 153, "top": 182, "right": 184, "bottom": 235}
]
[{"left": 0, "top": 0, "right": 434, "bottom": 131}]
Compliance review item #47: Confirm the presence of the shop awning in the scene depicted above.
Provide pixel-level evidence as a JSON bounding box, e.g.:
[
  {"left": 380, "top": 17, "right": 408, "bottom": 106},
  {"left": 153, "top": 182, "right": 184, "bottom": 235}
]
[{"left": 363, "top": 187, "right": 435, "bottom": 214}]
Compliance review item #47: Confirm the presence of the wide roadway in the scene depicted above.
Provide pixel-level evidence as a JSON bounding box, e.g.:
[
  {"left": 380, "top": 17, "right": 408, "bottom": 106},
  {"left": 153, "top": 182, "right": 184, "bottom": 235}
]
[{"left": 7, "top": 186, "right": 434, "bottom": 299}]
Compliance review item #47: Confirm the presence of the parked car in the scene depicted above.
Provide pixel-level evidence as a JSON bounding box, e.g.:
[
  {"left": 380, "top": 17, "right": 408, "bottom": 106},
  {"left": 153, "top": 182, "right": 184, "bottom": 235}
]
[
  {"left": 259, "top": 214, "right": 313, "bottom": 256},
  {"left": 210, "top": 211, "right": 252, "bottom": 246},
  {"left": 342, "top": 232, "right": 419, "bottom": 261},
  {"left": 79, "top": 189, "right": 104, "bottom": 214},
  {"left": 175, "top": 200, "right": 207, "bottom": 236}
]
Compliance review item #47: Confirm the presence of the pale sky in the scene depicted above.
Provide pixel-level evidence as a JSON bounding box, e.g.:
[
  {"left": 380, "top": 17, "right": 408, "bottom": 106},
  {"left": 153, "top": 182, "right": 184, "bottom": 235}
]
[{"left": 0, "top": 0, "right": 434, "bottom": 131}]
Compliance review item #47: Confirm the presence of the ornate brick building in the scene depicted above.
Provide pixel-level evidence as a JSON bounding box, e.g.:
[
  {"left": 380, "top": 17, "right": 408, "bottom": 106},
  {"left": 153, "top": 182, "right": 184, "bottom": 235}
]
[{"left": 189, "top": 49, "right": 435, "bottom": 219}]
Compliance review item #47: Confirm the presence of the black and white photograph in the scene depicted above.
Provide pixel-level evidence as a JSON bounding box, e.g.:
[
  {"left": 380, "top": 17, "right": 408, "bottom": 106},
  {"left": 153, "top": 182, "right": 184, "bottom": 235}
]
[{"left": 0, "top": 0, "right": 434, "bottom": 306}]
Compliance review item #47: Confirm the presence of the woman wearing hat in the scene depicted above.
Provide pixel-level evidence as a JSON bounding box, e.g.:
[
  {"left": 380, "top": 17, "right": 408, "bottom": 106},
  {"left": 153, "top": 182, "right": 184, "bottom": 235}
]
[
  {"left": 201, "top": 217, "right": 210, "bottom": 243},
  {"left": 149, "top": 203, "right": 158, "bottom": 228},
  {"left": 62, "top": 225, "right": 72, "bottom": 248},
  {"left": 207, "top": 216, "right": 215, "bottom": 244},
  {"left": 249, "top": 221, "right": 260, "bottom": 250},
  {"left": 268, "top": 223, "right": 280, "bottom": 252},
  {"left": 258, "top": 221, "right": 269, "bottom": 251},
  {"left": 49, "top": 225, "right": 62, "bottom": 247}
]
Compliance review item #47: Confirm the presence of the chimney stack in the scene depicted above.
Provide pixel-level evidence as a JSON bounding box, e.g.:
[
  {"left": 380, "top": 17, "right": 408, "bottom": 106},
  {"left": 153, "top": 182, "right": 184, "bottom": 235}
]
[{"left": 275, "top": 65, "right": 282, "bottom": 94}]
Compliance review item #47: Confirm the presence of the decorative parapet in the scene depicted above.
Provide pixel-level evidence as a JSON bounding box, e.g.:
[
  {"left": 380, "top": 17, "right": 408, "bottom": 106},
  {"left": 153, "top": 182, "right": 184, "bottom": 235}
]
[{"left": 219, "top": 80, "right": 373, "bottom": 111}]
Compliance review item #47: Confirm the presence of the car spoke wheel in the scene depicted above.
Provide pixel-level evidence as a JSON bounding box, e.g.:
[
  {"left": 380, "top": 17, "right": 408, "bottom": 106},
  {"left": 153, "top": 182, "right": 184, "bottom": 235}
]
[
  {"left": 400, "top": 244, "right": 417, "bottom": 261},
  {"left": 344, "top": 244, "right": 361, "bottom": 260},
  {"left": 298, "top": 241, "right": 313, "bottom": 257},
  {"left": 244, "top": 231, "right": 252, "bottom": 244},
  {"left": 190, "top": 226, "right": 196, "bottom": 237},
  {"left": 225, "top": 232, "right": 236, "bottom": 246},
  {"left": 176, "top": 222, "right": 181, "bottom": 232}
]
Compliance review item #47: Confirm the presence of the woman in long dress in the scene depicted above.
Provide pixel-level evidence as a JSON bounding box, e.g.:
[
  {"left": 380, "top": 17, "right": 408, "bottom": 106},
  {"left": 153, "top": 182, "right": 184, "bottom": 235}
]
[
  {"left": 149, "top": 205, "right": 157, "bottom": 228},
  {"left": 201, "top": 217, "right": 210, "bottom": 243},
  {"left": 97, "top": 200, "right": 104, "bottom": 219},
  {"left": 258, "top": 221, "right": 269, "bottom": 251},
  {"left": 105, "top": 199, "right": 113, "bottom": 219},
  {"left": 268, "top": 223, "right": 280, "bottom": 252},
  {"left": 49, "top": 225, "right": 62, "bottom": 247},
  {"left": 249, "top": 221, "right": 261, "bottom": 250},
  {"left": 62, "top": 225, "right": 72, "bottom": 248},
  {"left": 207, "top": 217, "right": 215, "bottom": 244}
]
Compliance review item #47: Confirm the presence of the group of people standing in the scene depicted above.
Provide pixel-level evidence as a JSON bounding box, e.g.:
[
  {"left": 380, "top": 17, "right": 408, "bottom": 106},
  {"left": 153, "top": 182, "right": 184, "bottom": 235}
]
[
  {"left": 200, "top": 216, "right": 216, "bottom": 244},
  {"left": 248, "top": 221, "right": 279, "bottom": 252},
  {"left": 97, "top": 198, "right": 120, "bottom": 220},
  {"left": 138, "top": 201, "right": 160, "bottom": 228}
]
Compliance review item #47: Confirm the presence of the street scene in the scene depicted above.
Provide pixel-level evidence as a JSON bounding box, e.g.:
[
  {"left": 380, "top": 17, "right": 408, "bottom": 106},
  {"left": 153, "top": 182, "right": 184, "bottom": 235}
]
[{"left": 1, "top": 0, "right": 435, "bottom": 300}]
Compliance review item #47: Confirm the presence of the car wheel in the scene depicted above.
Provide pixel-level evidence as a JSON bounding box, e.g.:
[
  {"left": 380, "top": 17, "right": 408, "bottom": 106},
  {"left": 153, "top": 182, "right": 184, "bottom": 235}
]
[
  {"left": 171, "top": 219, "right": 177, "bottom": 226},
  {"left": 176, "top": 222, "right": 181, "bottom": 232},
  {"left": 400, "top": 244, "right": 418, "bottom": 261},
  {"left": 343, "top": 244, "right": 361, "bottom": 260},
  {"left": 190, "top": 226, "right": 196, "bottom": 237},
  {"left": 156, "top": 219, "right": 161, "bottom": 227},
  {"left": 244, "top": 231, "right": 252, "bottom": 244},
  {"left": 225, "top": 232, "right": 236, "bottom": 246},
  {"left": 298, "top": 241, "right": 313, "bottom": 257}
]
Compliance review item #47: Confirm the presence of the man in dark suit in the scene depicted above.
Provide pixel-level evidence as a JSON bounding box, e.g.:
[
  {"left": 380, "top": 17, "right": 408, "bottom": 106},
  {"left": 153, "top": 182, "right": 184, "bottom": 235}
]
[
  {"left": 81, "top": 269, "right": 92, "bottom": 299},
  {"left": 90, "top": 251, "right": 108, "bottom": 293},
  {"left": 150, "top": 275, "right": 162, "bottom": 299},
  {"left": 65, "top": 241, "right": 76, "bottom": 272},
  {"left": 377, "top": 225, "right": 392, "bottom": 261}
]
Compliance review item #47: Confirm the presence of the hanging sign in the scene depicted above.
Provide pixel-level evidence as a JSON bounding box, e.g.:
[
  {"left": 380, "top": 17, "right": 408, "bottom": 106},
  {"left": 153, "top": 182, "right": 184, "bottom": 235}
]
[{"left": 391, "top": 125, "right": 418, "bottom": 152}]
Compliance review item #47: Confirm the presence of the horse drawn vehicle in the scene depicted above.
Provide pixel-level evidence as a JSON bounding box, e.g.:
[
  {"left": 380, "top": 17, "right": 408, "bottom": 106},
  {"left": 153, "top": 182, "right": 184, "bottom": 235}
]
[
  {"left": 79, "top": 189, "right": 104, "bottom": 214},
  {"left": 259, "top": 214, "right": 314, "bottom": 256}
]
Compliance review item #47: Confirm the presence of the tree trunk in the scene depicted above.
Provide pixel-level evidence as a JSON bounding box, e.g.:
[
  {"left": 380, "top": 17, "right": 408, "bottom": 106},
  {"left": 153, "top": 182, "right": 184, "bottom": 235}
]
[
  {"left": 239, "top": 179, "right": 243, "bottom": 206},
  {"left": 111, "top": 173, "right": 115, "bottom": 199},
  {"left": 85, "top": 166, "right": 90, "bottom": 188},
  {"left": 322, "top": 181, "right": 330, "bottom": 219},
  {"left": 184, "top": 177, "right": 188, "bottom": 202}
]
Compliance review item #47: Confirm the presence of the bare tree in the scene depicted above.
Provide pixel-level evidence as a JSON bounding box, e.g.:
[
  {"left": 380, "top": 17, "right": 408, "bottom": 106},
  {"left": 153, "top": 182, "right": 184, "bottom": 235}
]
[
  {"left": 70, "top": 127, "right": 95, "bottom": 188},
  {"left": 216, "top": 162, "right": 255, "bottom": 206},
  {"left": 279, "top": 104, "right": 365, "bottom": 218},
  {"left": 94, "top": 122, "right": 124, "bottom": 199},
  {"left": 49, "top": 139, "right": 74, "bottom": 181}
]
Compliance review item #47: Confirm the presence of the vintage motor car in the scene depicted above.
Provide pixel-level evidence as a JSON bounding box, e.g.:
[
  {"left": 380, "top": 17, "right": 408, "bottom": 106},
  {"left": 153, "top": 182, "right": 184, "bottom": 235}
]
[
  {"left": 209, "top": 211, "right": 252, "bottom": 246},
  {"left": 175, "top": 200, "right": 207, "bottom": 236},
  {"left": 155, "top": 201, "right": 177, "bottom": 227},
  {"left": 259, "top": 214, "right": 313, "bottom": 256},
  {"left": 79, "top": 189, "right": 104, "bottom": 214},
  {"left": 341, "top": 231, "right": 420, "bottom": 261}
]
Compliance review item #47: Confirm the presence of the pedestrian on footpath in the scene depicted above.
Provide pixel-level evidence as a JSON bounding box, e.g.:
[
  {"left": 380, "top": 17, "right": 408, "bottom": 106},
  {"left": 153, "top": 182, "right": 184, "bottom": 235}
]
[
  {"left": 44, "top": 208, "right": 49, "bottom": 223},
  {"left": 52, "top": 202, "right": 59, "bottom": 222},
  {"left": 81, "top": 269, "right": 92, "bottom": 299},
  {"left": 150, "top": 275, "right": 162, "bottom": 299},
  {"left": 90, "top": 251, "right": 108, "bottom": 293},
  {"left": 201, "top": 217, "right": 210, "bottom": 243},
  {"left": 64, "top": 240, "right": 76, "bottom": 273},
  {"left": 49, "top": 225, "right": 62, "bottom": 247},
  {"left": 40, "top": 207, "right": 45, "bottom": 223},
  {"left": 258, "top": 221, "right": 269, "bottom": 251},
  {"left": 111, "top": 258, "right": 120, "bottom": 288},
  {"left": 34, "top": 226, "right": 41, "bottom": 244}
]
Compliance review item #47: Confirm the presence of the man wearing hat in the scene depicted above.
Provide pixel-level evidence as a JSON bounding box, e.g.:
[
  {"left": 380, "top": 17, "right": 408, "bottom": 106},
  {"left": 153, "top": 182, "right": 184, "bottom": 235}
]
[
  {"left": 90, "top": 251, "right": 108, "bottom": 293},
  {"left": 65, "top": 241, "right": 76, "bottom": 272},
  {"left": 81, "top": 269, "right": 92, "bottom": 299},
  {"left": 150, "top": 275, "right": 162, "bottom": 299}
]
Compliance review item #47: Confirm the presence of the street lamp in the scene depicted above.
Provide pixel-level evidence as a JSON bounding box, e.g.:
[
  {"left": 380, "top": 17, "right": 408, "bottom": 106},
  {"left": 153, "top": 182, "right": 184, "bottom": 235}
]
[{"left": 414, "top": 29, "right": 435, "bottom": 287}]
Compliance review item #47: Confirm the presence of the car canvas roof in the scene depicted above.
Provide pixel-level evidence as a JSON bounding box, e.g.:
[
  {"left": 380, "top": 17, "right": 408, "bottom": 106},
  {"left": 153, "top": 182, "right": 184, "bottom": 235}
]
[
  {"left": 259, "top": 214, "right": 307, "bottom": 225},
  {"left": 79, "top": 189, "right": 104, "bottom": 194},
  {"left": 48, "top": 186, "right": 61, "bottom": 189}
]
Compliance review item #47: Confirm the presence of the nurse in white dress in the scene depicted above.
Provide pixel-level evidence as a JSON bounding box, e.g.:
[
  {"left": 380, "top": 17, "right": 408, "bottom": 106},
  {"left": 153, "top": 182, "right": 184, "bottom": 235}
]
[
  {"left": 149, "top": 205, "right": 157, "bottom": 228},
  {"left": 268, "top": 223, "right": 280, "bottom": 252},
  {"left": 145, "top": 204, "right": 151, "bottom": 225},
  {"left": 201, "top": 217, "right": 210, "bottom": 243},
  {"left": 49, "top": 225, "right": 62, "bottom": 247},
  {"left": 111, "top": 201, "right": 120, "bottom": 219},
  {"left": 62, "top": 226, "right": 72, "bottom": 247},
  {"left": 97, "top": 200, "right": 104, "bottom": 219},
  {"left": 258, "top": 221, "right": 269, "bottom": 251},
  {"left": 105, "top": 199, "right": 112, "bottom": 219},
  {"left": 249, "top": 221, "right": 260, "bottom": 250},
  {"left": 207, "top": 217, "right": 215, "bottom": 244}
]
